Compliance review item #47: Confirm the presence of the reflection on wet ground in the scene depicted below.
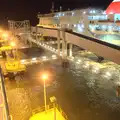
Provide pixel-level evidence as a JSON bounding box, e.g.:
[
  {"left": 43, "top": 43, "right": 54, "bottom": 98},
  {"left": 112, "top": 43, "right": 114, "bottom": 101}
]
[{"left": 5, "top": 47, "right": 120, "bottom": 120}]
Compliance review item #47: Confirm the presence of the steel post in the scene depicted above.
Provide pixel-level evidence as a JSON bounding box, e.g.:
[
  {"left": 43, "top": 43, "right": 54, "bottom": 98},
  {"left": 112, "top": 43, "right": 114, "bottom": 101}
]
[
  {"left": 57, "top": 30, "right": 60, "bottom": 56},
  {"left": 69, "top": 43, "right": 73, "bottom": 57},
  {"left": 62, "top": 30, "right": 66, "bottom": 58},
  {"left": 44, "top": 80, "right": 47, "bottom": 111},
  {"left": 0, "top": 67, "right": 10, "bottom": 120}
]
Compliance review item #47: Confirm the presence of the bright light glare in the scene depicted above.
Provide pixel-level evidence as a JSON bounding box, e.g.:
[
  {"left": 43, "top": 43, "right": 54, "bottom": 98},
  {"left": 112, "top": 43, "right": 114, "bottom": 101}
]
[
  {"left": 41, "top": 73, "right": 48, "bottom": 81},
  {"left": 2, "top": 33, "right": 8, "bottom": 38},
  {"left": 103, "top": 71, "right": 112, "bottom": 79},
  {"left": 77, "top": 25, "right": 83, "bottom": 32},
  {"left": 50, "top": 96, "right": 56, "bottom": 103},
  {"left": 83, "top": 11, "right": 86, "bottom": 14},
  {"left": 115, "top": 82, "right": 120, "bottom": 86},
  {"left": 81, "top": 24, "right": 84, "bottom": 28},
  {"left": 105, "top": 72, "right": 111, "bottom": 77},
  {"left": 10, "top": 42, "right": 16, "bottom": 47},
  {"left": 103, "top": 11, "right": 106, "bottom": 14},
  {"left": 60, "top": 53, "right": 62, "bottom": 56},
  {"left": 92, "top": 66, "right": 100, "bottom": 73},
  {"left": 42, "top": 56, "right": 47, "bottom": 60},
  {"left": 32, "top": 58, "right": 37, "bottom": 61},
  {"left": 76, "top": 59, "right": 82, "bottom": 64},
  {"left": 83, "top": 62, "right": 89, "bottom": 68},
  {"left": 91, "top": 27, "right": 95, "bottom": 32},
  {"left": 76, "top": 61, "right": 80, "bottom": 64},
  {"left": 52, "top": 55, "right": 57, "bottom": 59},
  {"left": 110, "top": 12, "right": 113, "bottom": 14},
  {"left": 21, "top": 59, "right": 26, "bottom": 63},
  {"left": 74, "top": 24, "right": 77, "bottom": 27},
  {"left": 93, "top": 10, "right": 96, "bottom": 14},
  {"left": 78, "top": 59, "right": 82, "bottom": 63}
]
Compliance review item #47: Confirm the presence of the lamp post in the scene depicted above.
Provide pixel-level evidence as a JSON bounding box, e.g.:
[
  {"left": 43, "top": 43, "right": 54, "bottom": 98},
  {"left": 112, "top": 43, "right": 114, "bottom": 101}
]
[
  {"left": 2, "top": 33, "right": 8, "bottom": 40},
  {"left": 10, "top": 42, "right": 16, "bottom": 48},
  {"left": 41, "top": 73, "right": 48, "bottom": 112}
]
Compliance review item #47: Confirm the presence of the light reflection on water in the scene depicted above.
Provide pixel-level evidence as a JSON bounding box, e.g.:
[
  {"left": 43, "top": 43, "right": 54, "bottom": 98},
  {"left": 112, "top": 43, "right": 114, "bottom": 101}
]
[
  {"left": 70, "top": 61, "right": 120, "bottom": 110},
  {"left": 28, "top": 59, "right": 120, "bottom": 120},
  {"left": 8, "top": 47, "right": 120, "bottom": 120}
]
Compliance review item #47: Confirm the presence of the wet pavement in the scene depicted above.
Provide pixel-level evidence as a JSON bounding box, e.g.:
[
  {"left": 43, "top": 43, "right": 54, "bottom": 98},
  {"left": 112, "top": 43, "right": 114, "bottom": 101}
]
[{"left": 4, "top": 46, "right": 120, "bottom": 120}]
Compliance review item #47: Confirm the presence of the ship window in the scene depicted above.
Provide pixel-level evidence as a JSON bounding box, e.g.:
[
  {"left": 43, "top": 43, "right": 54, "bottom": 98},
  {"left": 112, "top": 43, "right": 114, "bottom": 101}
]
[{"left": 114, "top": 14, "right": 120, "bottom": 21}]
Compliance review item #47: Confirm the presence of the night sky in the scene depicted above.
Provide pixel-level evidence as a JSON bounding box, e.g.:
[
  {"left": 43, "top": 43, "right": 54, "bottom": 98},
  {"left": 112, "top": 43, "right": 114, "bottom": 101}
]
[{"left": 0, "top": 0, "right": 113, "bottom": 27}]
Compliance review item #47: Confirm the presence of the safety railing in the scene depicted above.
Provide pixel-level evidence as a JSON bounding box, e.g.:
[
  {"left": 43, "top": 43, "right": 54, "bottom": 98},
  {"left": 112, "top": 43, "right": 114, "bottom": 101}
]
[{"left": 32, "top": 103, "right": 68, "bottom": 120}]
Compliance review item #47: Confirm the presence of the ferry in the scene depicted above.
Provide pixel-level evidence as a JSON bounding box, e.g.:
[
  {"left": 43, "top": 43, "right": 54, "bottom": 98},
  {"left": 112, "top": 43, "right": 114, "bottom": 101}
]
[{"left": 37, "top": 0, "right": 120, "bottom": 46}]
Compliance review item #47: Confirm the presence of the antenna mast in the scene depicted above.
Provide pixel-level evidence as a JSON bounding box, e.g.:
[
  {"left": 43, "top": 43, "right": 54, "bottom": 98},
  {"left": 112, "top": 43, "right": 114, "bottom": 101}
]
[{"left": 51, "top": 1, "right": 55, "bottom": 13}]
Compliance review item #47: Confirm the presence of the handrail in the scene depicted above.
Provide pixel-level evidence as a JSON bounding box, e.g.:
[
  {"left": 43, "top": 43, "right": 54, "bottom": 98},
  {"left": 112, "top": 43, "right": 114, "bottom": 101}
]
[
  {"left": 36, "top": 26, "right": 120, "bottom": 50},
  {"left": 32, "top": 103, "right": 68, "bottom": 120}
]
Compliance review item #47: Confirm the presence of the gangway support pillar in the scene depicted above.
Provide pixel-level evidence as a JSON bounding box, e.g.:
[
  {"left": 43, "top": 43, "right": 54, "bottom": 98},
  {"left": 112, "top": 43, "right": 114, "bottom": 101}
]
[
  {"left": 27, "top": 34, "right": 32, "bottom": 47},
  {"left": 36, "top": 26, "right": 39, "bottom": 41},
  {"left": 57, "top": 30, "right": 60, "bottom": 56},
  {"left": 28, "top": 40, "right": 32, "bottom": 47},
  {"left": 65, "top": 42, "right": 68, "bottom": 57},
  {"left": 24, "top": 38, "right": 28, "bottom": 45},
  {"left": 69, "top": 43, "right": 73, "bottom": 57},
  {"left": 62, "top": 30, "right": 67, "bottom": 59}
]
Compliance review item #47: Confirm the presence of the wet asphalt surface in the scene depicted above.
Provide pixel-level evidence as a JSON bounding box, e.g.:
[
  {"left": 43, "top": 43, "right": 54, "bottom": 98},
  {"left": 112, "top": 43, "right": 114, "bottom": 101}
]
[{"left": 5, "top": 46, "right": 120, "bottom": 120}]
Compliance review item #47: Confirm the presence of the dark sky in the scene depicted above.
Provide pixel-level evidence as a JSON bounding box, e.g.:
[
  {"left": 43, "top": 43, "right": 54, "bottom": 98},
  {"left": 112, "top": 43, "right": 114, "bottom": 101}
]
[{"left": 0, "top": 0, "right": 113, "bottom": 27}]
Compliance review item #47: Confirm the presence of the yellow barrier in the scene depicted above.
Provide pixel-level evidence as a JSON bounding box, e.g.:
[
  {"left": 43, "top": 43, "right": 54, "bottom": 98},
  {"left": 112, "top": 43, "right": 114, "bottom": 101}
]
[{"left": 31, "top": 103, "right": 68, "bottom": 120}]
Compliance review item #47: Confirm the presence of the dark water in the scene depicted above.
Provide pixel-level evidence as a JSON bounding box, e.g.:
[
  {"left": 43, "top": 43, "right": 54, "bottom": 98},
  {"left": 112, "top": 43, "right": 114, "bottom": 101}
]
[
  {"left": 6, "top": 47, "right": 120, "bottom": 120},
  {"left": 25, "top": 63, "right": 120, "bottom": 120}
]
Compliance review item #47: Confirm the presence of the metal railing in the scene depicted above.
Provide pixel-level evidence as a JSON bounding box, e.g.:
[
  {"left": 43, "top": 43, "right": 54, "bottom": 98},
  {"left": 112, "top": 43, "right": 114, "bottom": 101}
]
[{"left": 32, "top": 103, "right": 68, "bottom": 120}]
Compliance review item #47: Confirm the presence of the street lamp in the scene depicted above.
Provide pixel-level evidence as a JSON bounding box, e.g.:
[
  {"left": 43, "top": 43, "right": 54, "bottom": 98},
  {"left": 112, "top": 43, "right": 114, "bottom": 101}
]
[
  {"left": 10, "top": 41, "right": 16, "bottom": 47},
  {"left": 41, "top": 73, "right": 48, "bottom": 112},
  {"left": 2, "top": 33, "right": 8, "bottom": 40}
]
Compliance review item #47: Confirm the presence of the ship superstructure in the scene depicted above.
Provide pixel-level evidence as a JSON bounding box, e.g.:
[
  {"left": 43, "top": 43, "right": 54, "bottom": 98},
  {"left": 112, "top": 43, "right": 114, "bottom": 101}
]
[{"left": 37, "top": 0, "right": 120, "bottom": 46}]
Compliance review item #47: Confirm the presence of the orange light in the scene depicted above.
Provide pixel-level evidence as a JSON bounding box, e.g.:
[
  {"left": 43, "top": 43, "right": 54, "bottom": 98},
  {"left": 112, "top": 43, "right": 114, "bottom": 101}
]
[
  {"left": 2, "top": 33, "right": 8, "bottom": 38},
  {"left": 10, "top": 42, "right": 16, "bottom": 47},
  {"left": 41, "top": 73, "right": 48, "bottom": 81}
]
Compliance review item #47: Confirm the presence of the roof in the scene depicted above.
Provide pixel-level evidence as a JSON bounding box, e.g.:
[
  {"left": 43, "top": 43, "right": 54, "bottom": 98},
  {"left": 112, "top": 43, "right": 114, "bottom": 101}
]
[{"left": 106, "top": 0, "right": 120, "bottom": 14}]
